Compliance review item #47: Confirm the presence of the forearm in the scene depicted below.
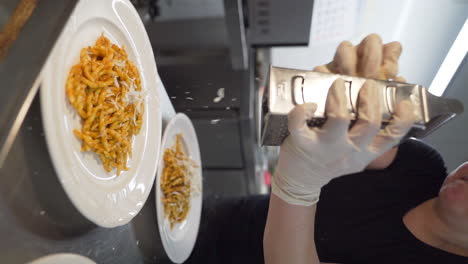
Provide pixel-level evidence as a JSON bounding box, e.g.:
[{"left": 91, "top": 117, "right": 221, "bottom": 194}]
[{"left": 263, "top": 194, "right": 320, "bottom": 264}]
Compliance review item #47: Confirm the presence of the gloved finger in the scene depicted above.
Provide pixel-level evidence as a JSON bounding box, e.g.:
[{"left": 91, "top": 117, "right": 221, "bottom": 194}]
[
  {"left": 381, "top": 41, "right": 402, "bottom": 79},
  {"left": 357, "top": 34, "right": 383, "bottom": 79},
  {"left": 320, "top": 79, "right": 351, "bottom": 138},
  {"left": 330, "top": 41, "right": 357, "bottom": 75},
  {"left": 313, "top": 65, "right": 331, "bottom": 73},
  {"left": 394, "top": 76, "right": 406, "bottom": 83},
  {"left": 348, "top": 80, "right": 382, "bottom": 149},
  {"left": 370, "top": 100, "right": 416, "bottom": 153},
  {"left": 288, "top": 103, "right": 318, "bottom": 134}
]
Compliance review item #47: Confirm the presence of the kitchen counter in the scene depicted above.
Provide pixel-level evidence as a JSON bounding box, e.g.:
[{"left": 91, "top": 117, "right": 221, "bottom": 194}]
[
  {"left": 0, "top": 61, "right": 260, "bottom": 263},
  {"left": 0, "top": 74, "right": 178, "bottom": 263},
  {"left": 0, "top": 2, "right": 270, "bottom": 262}
]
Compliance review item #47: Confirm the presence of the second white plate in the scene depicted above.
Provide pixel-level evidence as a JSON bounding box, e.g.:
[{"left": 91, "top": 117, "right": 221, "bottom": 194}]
[{"left": 156, "top": 113, "right": 203, "bottom": 264}]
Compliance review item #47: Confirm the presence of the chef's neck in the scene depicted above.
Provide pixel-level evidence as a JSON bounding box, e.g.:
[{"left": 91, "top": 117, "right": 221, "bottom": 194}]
[{"left": 404, "top": 198, "right": 468, "bottom": 257}]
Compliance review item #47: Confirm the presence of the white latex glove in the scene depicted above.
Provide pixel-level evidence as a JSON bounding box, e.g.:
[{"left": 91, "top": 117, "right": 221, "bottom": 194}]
[
  {"left": 314, "top": 34, "right": 408, "bottom": 170},
  {"left": 314, "top": 33, "right": 406, "bottom": 81},
  {"left": 272, "top": 78, "right": 415, "bottom": 206}
]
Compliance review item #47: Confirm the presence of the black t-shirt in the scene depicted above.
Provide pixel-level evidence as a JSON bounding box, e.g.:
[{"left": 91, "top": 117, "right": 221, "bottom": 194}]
[
  {"left": 187, "top": 139, "right": 468, "bottom": 264},
  {"left": 315, "top": 139, "right": 467, "bottom": 263}
]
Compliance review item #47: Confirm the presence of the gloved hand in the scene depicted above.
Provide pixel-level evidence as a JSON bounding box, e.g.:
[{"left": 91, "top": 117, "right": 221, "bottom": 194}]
[
  {"left": 313, "top": 33, "right": 405, "bottom": 81},
  {"left": 272, "top": 78, "right": 415, "bottom": 206},
  {"left": 315, "top": 34, "right": 407, "bottom": 170}
]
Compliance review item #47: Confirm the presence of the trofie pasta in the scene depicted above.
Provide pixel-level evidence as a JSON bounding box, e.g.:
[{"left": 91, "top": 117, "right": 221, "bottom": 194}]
[
  {"left": 66, "top": 35, "right": 144, "bottom": 175},
  {"left": 161, "top": 134, "right": 199, "bottom": 229}
]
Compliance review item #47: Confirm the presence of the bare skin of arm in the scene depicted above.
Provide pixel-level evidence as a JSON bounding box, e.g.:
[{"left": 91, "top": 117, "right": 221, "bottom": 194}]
[
  {"left": 262, "top": 152, "right": 395, "bottom": 264},
  {"left": 264, "top": 194, "right": 320, "bottom": 264}
]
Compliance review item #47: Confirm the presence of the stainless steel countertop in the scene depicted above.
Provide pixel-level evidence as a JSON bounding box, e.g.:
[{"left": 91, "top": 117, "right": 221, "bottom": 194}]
[
  {"left": 0, "top": 0, "right": 78, "bottom": 167},
  {"left": 0, "top": 76, "right": 176, "bottom": 263}
]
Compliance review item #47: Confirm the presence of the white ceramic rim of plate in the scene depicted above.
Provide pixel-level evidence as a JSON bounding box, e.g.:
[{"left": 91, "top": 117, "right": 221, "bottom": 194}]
[
  {"left": 27, "top": 253, "right": 95, "bottom": 264},
  {"left": 156, "top": 113, "right": 203, "bottom": 264},
  {"left": 40, "top": 0, "right": 162, "bottom": 227}
]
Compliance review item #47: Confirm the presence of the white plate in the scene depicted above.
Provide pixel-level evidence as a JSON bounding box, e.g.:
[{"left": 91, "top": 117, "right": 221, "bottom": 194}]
[
  {"left": 27, "top": 254, "right": 95, "bottom": 264},
  {"left": 40, "top": 0, "right": 162, "bottom": 227},
  {"left": 156, "top": 113, "right": 203, "bottom": 263}
]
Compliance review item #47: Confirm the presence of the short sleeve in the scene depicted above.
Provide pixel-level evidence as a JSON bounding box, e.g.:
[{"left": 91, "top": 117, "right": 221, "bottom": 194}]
[
  {"left": 391, "top": 139, "right": 447, "bottom": 177},
  {"left": 388, "top": 139, "right": 448, "bottom": 206},
  {"left": 315, "top": 139, "right": 451, "bottom": 263}
]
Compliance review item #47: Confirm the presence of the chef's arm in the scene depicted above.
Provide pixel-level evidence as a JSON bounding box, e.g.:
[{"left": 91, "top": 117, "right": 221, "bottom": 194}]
[
  {"left": 263, "top": 77, "right": 414, "bottom": 264},
  {"left": 264, "top": 193, "right": 319, "bottom": 264}
]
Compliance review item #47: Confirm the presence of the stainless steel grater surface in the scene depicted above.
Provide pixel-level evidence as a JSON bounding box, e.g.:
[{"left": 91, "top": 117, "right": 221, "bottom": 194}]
[{"left": 261, "top": 66, "right": 464, "bottom": 146}]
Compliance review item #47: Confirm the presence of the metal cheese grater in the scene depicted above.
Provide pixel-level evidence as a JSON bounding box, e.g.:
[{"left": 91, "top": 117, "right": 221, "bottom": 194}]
[{"left": 261, "top": 66, "right": 464, "bottom": 146}]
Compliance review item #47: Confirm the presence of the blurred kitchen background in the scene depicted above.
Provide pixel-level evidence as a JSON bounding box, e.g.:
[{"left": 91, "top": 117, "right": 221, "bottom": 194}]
[
  {"left": 133, "top": 0, "right": 468, "bottom": 188},
  {"left": 269, "top": 0, "right": 468, "bottom": 172}
]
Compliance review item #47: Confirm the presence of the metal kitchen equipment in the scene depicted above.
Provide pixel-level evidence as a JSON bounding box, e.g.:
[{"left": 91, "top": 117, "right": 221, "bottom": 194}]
[
  {"left": 0, "top": 0, "right": 78, "bottom": 167},
  {"left": 147, "top": 0, "right": 313, "bottom": 195},
  {"left": 262, "top": 66, "right": 464, "bottom": 146}
]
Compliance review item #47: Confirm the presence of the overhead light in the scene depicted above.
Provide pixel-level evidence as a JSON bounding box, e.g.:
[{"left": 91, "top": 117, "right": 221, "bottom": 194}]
[{"left": 429, "top": 19, "right": 468, "bottom": 96}]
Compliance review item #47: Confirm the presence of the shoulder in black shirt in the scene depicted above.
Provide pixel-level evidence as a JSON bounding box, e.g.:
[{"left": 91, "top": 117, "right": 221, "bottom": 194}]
[
  {"left": 315, "top": 139, "right": 467, "bottom": 263},
  {"left": 186, "top": 139, "right": 467, "bottom": 264}
]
